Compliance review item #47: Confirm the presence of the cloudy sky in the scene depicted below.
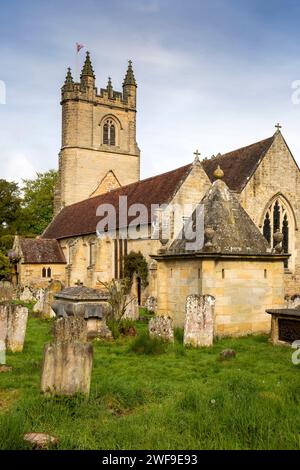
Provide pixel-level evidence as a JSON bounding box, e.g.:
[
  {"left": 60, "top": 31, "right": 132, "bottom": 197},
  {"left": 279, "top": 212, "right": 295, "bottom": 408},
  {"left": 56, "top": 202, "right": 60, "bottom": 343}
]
[{"left": 1, "top": 0, "right": 300, "bottom": 183}]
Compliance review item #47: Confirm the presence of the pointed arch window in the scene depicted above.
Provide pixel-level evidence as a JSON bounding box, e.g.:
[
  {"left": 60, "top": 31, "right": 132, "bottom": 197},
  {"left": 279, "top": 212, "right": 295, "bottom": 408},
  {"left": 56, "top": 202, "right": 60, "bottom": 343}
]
[
  {"left": 103, "top": 119, "right": 116, "bottom": 146},
  {"left": 262, "top": 197, "right": 293, "bottom": 269}
]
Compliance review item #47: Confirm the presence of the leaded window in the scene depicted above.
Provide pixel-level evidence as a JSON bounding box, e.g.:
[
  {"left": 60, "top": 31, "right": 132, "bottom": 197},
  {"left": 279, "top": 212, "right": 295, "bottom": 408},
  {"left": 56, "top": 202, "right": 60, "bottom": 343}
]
[{"left": 103, "top": 119, "right": 116, "bottom": 146}]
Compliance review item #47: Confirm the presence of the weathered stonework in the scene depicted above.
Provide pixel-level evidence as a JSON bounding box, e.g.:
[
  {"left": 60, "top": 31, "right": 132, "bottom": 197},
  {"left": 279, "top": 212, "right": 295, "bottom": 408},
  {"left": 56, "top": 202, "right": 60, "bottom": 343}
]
[
  {"left": 149, "top": 316, "right": 174, "bottom": 342},
  {"left": 54, "top": 56, "right": 140, "bottom": 213},
  {"left": 184, "top": 294, "right": 215, "bottom": 347},
  {"left": 41, "top": 316, "right": 93, "bottom": 397},
  {"left": 145, "top": 296, "right": 157, "bottom": 313},
  {"left": 0, "top": 303, "right": 29, "bottom": 353}
]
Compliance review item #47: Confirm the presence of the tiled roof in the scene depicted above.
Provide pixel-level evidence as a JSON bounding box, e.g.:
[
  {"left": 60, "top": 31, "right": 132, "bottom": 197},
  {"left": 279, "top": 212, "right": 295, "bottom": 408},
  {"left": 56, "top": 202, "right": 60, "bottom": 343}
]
[
  {"left": 42, "top": 164, "right": 192, "bottom": 240},
  {"left": 202, "top": 136, "right": 275, "bottom": 192},
  {"left": 20, "top": 238, "right": 66, "bottom": 264},
  {"left": 167, "top": 178, "right": 271, "bottom": 255}
]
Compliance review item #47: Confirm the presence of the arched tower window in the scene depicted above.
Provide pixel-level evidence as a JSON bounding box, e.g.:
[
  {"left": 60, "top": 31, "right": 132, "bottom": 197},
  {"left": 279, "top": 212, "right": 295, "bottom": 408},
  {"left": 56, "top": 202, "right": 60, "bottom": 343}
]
[
  {"left": 103, "top": 119, "right": 116, "bottom": 146},
  {"left": 42, "top": 267, "right": 46, "bottom": 278},
  {"left": 262, "top": 196, "right": 294, "bottom": 269},
  {"left": 47, "top": 267, "right": 52, "bottom": 278}
]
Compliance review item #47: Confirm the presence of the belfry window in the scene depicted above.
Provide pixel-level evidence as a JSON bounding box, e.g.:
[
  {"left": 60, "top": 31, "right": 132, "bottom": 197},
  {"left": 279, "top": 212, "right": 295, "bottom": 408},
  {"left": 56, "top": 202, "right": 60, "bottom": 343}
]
[
  {"left": 103, "top": 119, "right": 116, "bottom": 146},
  {"left": 262, "top": 197, "right": 292, "bottom": 269}
]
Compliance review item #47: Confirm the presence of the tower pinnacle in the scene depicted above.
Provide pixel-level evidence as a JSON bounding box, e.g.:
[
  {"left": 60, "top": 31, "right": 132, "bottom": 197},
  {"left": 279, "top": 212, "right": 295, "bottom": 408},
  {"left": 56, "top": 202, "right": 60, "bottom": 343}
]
[
  {"left": 63, "top": 67, "right": 74, "bottom": 91},
  {"left": 123, "top": 60, "right": 137, "bottom": 87}
]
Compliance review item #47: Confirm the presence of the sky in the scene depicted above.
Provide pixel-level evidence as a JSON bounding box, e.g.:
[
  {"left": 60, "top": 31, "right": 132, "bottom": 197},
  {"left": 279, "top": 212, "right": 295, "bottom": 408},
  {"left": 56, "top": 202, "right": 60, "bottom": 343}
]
[{"left": 1, "top": 0, "right": 300, "bottom": 183}]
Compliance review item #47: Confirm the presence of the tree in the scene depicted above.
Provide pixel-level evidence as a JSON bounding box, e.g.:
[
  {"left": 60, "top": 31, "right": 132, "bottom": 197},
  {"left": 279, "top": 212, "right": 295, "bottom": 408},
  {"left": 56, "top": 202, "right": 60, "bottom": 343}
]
[
  {"left": 0, "top": 179, "right": 22, "bottom": 236},
  {"left": 124, "top": 251, "right": 149, "bottom": 289},
  {"left": 21, "top": 170, "right": 58, "bottom": 235},
  {"left": 0, "top": 251, "right": 10, "bottom": 279}
]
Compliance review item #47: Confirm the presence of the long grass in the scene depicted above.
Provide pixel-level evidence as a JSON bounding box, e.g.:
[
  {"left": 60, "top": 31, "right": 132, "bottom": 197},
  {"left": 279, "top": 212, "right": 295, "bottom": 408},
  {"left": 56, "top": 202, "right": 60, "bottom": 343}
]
[{"left": 0, "top": 316, "right": 299, "bottom": 449}]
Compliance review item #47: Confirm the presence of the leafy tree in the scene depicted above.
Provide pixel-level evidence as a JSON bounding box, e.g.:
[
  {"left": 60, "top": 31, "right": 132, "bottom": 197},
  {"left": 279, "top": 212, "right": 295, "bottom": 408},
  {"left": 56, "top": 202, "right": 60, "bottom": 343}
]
[
  {"left": 0, "top": 251, "right": 10, "bottom": 279},
  {"left": 21, "top": 170, "right": 58, "bottom": 235},
  {"left": 0, "top": 179, "right": 22, "bottom": 236},
  {"left": 124, "top": 251, "right": 149, "bottom": 289}
]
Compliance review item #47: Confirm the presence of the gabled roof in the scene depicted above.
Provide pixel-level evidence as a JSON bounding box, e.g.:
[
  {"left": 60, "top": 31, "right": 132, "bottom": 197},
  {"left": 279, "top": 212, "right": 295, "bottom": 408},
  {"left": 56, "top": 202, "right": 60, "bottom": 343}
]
[
  {"left": 167, "top": 178, "right": 272, "bottom": 256},
  {"left": 42, "top": 164, "right": 193, "bottom": 240},
  {"left": 202, "top": 135, "right": 275, "bottom": 192},
  {"left": 20, "top": 238, "right": 66, "bottom": 264}
]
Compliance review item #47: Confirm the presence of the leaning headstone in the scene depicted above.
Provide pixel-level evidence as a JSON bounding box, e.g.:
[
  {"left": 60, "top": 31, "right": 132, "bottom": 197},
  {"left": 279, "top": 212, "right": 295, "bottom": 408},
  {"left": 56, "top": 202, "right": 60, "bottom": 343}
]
[
  {"left": 6, "top": 305, "right": 29, "bottom": 352},
  {"left": 149, "top": 316, "right": 174, "bottom": 343},
  {"left": 184, "top": 294, "right": 215, "bottom": 348},
  {"left": 43, "top": 280, "right": 64, "bottom": 318},
  {"left": 145, "top": 296, "right": 157, "bottom": 313},
  {"left": 33, "top": 288, "right": 46, "bottom": 314},
  {"left": 20, "top": 286, "right": 34, "bottom": 302},
  {"left": 41, "top": 316, "right": 93, "bottom": 397}
]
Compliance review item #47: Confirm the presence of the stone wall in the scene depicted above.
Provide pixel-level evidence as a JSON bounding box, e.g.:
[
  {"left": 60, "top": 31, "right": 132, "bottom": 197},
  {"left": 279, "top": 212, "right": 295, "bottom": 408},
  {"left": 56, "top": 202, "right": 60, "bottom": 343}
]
[
  {"left": 55, "top": 79, "right": 140, "bottom": 212},
  {"left": 18, "top": 263, "right": 66, "bottom": 289},
  {"left": 240, "top": 132, "right": 300, "bottom": 297},
  {"left": 156, "top": 257, "right": 285, "bottom": 335}
]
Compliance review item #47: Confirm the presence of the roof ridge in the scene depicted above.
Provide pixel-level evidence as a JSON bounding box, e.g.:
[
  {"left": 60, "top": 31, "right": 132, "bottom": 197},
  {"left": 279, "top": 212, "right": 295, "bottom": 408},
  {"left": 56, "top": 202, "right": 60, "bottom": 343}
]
[
  {"left": 65, "top": 162, "right": 193, "bottom": 208},
  {"left": 205, "top": 135, "right": 274, "bottom": 162}
]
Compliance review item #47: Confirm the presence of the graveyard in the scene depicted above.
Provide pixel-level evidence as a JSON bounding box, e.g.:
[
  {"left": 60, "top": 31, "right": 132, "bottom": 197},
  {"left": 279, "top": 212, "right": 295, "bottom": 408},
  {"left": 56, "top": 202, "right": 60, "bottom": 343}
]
[{"left": 0, "top": 305, "right": 299, "bottom": 450}]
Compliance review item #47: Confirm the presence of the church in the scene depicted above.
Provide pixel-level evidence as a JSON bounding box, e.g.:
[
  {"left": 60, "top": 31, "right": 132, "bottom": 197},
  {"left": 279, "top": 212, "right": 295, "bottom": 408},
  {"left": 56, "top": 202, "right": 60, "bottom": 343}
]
[{"left": 12, "top": 52, "right": 300, "bottom": 332}]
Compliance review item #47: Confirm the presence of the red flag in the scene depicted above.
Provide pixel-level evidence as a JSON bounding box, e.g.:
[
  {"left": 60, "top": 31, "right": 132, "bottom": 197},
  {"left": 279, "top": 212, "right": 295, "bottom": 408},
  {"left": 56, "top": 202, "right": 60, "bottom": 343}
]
[{"left": 76, "top": 43, "right": 84, "bottom": 53}]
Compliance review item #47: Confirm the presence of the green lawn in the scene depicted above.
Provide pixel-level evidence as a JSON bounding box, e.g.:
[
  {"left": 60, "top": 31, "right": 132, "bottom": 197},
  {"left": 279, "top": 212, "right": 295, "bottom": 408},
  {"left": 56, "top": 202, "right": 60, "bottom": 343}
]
[{"left": 0, "top": 315, "right": 299, "bottom": 450}]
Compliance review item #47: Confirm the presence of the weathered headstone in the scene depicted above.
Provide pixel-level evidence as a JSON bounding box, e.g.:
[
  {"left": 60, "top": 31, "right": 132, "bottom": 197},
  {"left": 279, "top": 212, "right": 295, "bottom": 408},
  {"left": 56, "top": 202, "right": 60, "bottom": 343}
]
[
  {"left": 43, "top": 280, "right": 64, "bottom": 318},
  {"left": 0, "top": 304, "right": 8, "bottom": 364},
  {"left": 145, "top": 296, "right": 157, "bottom": 313},
  {"left": 0, "top": 303, "right": 28, "bottom": 354},
  {"left": 148, "top": 316, "right": 174, "bottom": 342},
  {"left": 184, "top": 294, "right": 215, "bottom": 347},
  {"left": 6, "top": 305, "right": 29, "bottom": 352},
  {"left": 33, "top": 288, "right": 46, "bottom": 314},
  {"left": 124, "top": 297, "right": 139, "bottom": 320},
  {"left": 20, "top": 286, "right": 34, "bottom": 302},
  {"left": 41, "top": 316, "right": 93, "bottom": 397}
]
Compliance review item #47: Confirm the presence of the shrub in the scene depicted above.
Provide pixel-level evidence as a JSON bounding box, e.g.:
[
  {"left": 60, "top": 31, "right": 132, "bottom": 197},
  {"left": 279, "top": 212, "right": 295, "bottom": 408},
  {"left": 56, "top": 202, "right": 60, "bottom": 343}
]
[
  {"left": 118, "top": 318, "right": 136, "bottom": 336},
  {"left": 129, "top": 331, "right": 169, "bottom": 355}
]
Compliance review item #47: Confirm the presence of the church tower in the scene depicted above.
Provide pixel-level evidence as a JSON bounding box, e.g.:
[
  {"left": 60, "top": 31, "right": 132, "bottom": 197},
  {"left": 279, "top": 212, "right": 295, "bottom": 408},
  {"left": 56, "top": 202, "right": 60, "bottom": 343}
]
[{"left": 54, "top": 53, "right": 140, "bottom": 214}]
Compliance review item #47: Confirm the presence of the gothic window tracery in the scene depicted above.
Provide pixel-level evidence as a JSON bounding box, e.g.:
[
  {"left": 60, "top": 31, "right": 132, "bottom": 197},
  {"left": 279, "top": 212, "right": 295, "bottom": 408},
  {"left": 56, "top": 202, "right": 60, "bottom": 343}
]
[
  {"left": 262, "top": 197, "right": 293, "bottom": 269},
  {"left": 103, "top": 119, "right": 116, "bottom": 146}
]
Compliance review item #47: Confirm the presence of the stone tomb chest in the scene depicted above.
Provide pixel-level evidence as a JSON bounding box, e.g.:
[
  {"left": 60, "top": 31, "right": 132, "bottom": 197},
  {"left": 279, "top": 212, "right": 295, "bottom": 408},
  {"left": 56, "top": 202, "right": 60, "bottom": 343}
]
[
  {"left": 266, "top": 308, "right": 300, "bottom": 345},
  {"left": 52, "top": 287, "right": 112, "bottom": 340}
]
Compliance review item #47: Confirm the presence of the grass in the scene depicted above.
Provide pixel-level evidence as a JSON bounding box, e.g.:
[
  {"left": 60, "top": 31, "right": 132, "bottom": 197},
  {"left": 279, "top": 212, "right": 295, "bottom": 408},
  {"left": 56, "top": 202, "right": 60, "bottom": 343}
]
[{"left": 0, "top": 315, "right": 299, "bottom": 450}]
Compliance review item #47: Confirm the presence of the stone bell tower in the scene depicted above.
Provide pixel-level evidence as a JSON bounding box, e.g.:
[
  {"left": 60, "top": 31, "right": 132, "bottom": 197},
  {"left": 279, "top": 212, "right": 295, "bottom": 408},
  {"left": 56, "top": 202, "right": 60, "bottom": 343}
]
[{"left": 54, "top": 53, "right": 140, "bottom": 214}]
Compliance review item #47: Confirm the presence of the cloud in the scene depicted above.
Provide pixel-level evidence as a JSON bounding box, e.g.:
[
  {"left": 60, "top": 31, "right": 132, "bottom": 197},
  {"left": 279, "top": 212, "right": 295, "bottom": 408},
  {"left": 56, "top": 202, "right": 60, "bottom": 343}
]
[{"left": 2, "top": 153, "right": 37, "bottom": 183}]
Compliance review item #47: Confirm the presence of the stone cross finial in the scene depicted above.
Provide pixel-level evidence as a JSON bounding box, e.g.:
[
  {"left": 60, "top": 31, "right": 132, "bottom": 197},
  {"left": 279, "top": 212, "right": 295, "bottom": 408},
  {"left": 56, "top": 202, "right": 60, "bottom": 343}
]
[
  {"left": 193, "top": 149, "right": 201, "bottom": 165},
  {"left": 275, "top": 123, "right": 282, "bottom": 132}
]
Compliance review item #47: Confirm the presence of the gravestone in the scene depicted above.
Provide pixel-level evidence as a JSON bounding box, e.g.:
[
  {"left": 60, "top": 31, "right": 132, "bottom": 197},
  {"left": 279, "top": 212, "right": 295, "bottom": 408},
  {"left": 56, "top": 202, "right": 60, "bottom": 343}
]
[
  {"left": 20, "top": 286, "right": 34, "bottom": 302},
  {"left": 0, "top": 303, "right": 28, "bottom": 353},
  {"left": 33, "top": 288, "right": 46, "bottom": 314},
  {"left": 148, "top": 316, "right": 174, "bottom": 342},
  {"left": 43, "top": 280, "right": 64, "bottom": 318},
  {"left": 184, "top": 294, "right": 215, "bottom": 347},
  {"left": 124, "top": 297, "right": 139, "bottom": 320},
  {"left": 7, "top": 305, "right": 29, "bottom": 352},
  {"left": 0, "top": 304, "right": 8, "bottom": 364},
  {"left": 41, "top": 316, "right": 93, "bottom": 397},
  {"left": 145, "top": 296, "right": 157, "bottom": 313}
]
